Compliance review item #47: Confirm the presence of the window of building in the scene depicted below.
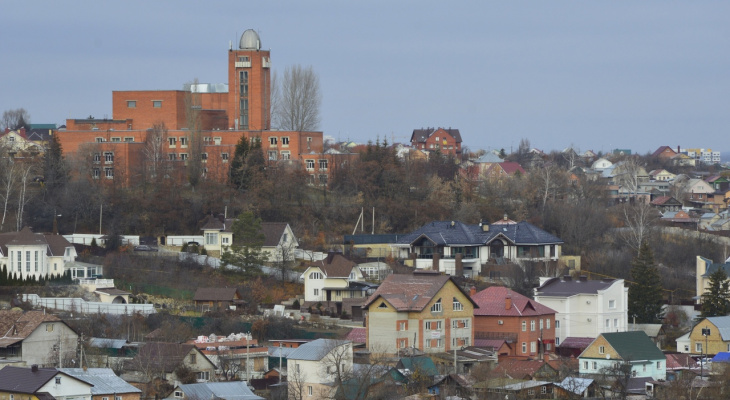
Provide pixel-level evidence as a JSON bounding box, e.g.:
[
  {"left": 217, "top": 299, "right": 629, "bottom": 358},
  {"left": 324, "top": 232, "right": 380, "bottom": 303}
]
[
  {"left": 205, "top": 233, "right": 218, "bottom": 245},
  {"left": 546, "top": 343, "right": 551, "bottom": 350},
  {"left": 96, "top": 137, "right": 105, "bottom": 143},
  {"left": 541, "top": 386, "right": 547, "bottom": 394},
  {"left": 221, "top": 152, "right": 229, "bottom": 161},
  {"left": 592, "top": 361, "right": 597, "bottom": 370},
  {"left": 196, "top": 371, "right": 209, "bottom": 381},
  {"left": 319, "top": 174, "right": 328, "bottom": 185},
  {"left": 105, "top": 168, "right": 114, "bottom": 179},
  {"left": 169, "top": 137, "right": 177, "bottom": 146},
  {"left": 430, "top": 299, "right": 442, "bottom": 313},
  {"left": 26, "top": 251, "right": 30, "bottom": 272},
  {"left": 313, "top": 288, "right": 319, "bottom": 296},
  {"left": 319, "top": 159, "right": 328, "bottom": 170},
  {"left": 214, "top": 137, "right": 222, "bottom": 145},
  {"left": 609, "top": 299, "right": 616, "bottom": 309},
  {"left": 614, "top": 318, "right": 618, "bottom": 328},
  {"left": 190, "top": 353, "right": 197, "bottom": 363},
  {"left": 92, "top": 167, "right": 100, "bottom": 179},
  {"left": 452, "top": 319, "right": 468, "bottom": 329},
  {"left": 522, "top": 342, "right": 527, "bottom": 354},
  {"left": 180, "top": 137, "right": 188, "bottom": 146},
  {"left": 222, "top": 237, "right": 229, "bottom": 245},
  {"left": 522, "top": 321, "right": 526, "bottom": 332},
  {"left": 111, "top": 137, "right": 121, "bottom": 142},
  {"left": 547, "top": 319, "right": 551, "bottom": 329},
  {"left": 307, "top": 386, "right": 313, "bottom": 396},
  {"left": 696, "top": 342, "right": 703, "bottom": 353},
  {"left": 556, "top": 320, "right": 560, "bottom": 328},
  {"left": 153, "top": 100, "right": 162, "bottom": 108},
  {"left": 426, "top": 320, "right": 442, "bottom": 330},
  {"left": 453, "top": 297, "right": 463, "bottom": 311},
  {"left": 282, "top": 137, "right": 290, "bottom": 146},
  {"left": 531, "top": 320, "right": 535, "bottom": 331},
  {"left": 270, "top": 137, "right": 278, "bottom": 145},
  {"left": 47, "top": 323, "right": 54, "bottom": 332},
  {"left": 398, "top": 338, "right": 407, "bottom": 348},
  {"left": 93, "top": 153, "right": 101, "bottom": 163},
  {"left": 16, "top": 251, "right": 21, "bottom": 271},
  {"left": 180, "top": 153, "right": 188, "bottom": 161},
  {"left": 306, "top": 159, "right": 315, "bottom": 170},
  {"left": 201, "top": 153, "right": 208, "bottom": 160},
  {"left": 169, "top": 153, "right": 177, "bottom": 161},
  {"left": 127, "top": 100, "right": 136, "bottom": 108},
  {"left": 599, "top": 346, "right": 605, "bottom": 354},
  {"left": 35, "top": 251, "right": 38, "bottom": 272},
  {"left": 104, "top": 152, "right": 114, "bottom": 162},
  {"left": 124, "top": 137, "right": 134, "bottom": 142},
  {"left": 398, "top": 321, "right": 407, "bottom": 331},
  {"left": 268, "top": 150, "right": 278, "bottom": 161},
  {"left": 540, "top": 319, "right": 544, "bottom": 330},
  {"left": 606, "top": 319, "right": 610, "bottom": 328},
  {"left": 281, "top": 151, "right": 290, "bottom": 160},
  {"left": 531, "top": 342, "right": 536, "bottom": 353},
  {"left": 556, "top": 337, "right": 560, "bottom": 345},
  {"left": 310, "top": 272, "right": 322, "bottom": 279},
  {"left": 174, "top": 392, "right": 183, "bottom": 398},
  {"left": 378, "top": 302, "right": 387, "bottom": 309},
  {"left": 657, "top": 361, "right": 662, "bottom": 369},
  {"left": 55, "top": 377, "right": 61, "bottom": 384}
]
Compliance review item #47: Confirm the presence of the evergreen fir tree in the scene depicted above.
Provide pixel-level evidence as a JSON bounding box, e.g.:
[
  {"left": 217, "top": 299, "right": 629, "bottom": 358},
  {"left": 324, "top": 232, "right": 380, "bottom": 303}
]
[
  {"left": 220, "top": 211, "right": 266, "bottom": 277},
  {"left": 701, "top": 267, "right": 730, "bottom": 318},
  {"left": 0, "top": 265, "right": 7, "bottom": 286},
  {"left": 628, "top": 241, "right": 664, "bottom": 323}
]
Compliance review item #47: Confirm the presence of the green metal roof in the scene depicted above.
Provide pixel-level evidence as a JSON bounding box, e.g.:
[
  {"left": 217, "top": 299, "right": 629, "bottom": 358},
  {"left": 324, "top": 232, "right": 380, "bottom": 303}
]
[{"left": 601, "top": 331, "right": 664, "bottom": 361}]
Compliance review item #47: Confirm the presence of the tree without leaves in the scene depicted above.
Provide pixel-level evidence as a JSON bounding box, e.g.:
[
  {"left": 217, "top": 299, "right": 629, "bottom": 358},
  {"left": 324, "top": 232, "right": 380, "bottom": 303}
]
[
  {"left": 272, "top": 64, "right": 321, "bottom": 132},
  {"left": 700, "top": 267, "right": 730, "bottom": 318},
  {"left": 1, "top": 108, "right": 30, "bottom": 131},
  {"left": 628, "top": 241, "right": 664, "bottom": 323}
]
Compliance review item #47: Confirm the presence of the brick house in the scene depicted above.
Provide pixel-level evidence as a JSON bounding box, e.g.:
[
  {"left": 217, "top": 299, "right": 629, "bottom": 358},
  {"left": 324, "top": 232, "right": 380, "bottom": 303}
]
[
  {"left": 471, "top": 286, "right": 557, "bottom": 359},
  {"left": 410, "top": 127, "right": 462, "bottom": 156},
  {"left": 364, "top": 271, "right": 476, "bottom": 355}
]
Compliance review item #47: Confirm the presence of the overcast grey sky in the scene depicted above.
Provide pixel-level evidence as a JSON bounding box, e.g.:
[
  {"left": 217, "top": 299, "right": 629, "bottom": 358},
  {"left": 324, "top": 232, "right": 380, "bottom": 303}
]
[{"left": 2, "top": 1, "right": 728, "bottom": 156}]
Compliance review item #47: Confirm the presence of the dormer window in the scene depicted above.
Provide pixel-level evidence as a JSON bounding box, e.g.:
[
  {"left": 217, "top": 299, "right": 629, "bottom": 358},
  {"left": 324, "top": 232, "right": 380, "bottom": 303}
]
[
  {"left": 430, "top": 298, "right": 442, "bottom": 313},
  {"left": 378, "top": 302, "right": 387, "bottom": 309}
]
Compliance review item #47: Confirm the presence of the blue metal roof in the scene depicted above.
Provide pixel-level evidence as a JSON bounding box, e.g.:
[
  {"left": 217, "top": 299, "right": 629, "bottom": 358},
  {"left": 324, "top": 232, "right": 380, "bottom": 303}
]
[{"left": 396, "top": 220, "right": 563, "bottom": 247}]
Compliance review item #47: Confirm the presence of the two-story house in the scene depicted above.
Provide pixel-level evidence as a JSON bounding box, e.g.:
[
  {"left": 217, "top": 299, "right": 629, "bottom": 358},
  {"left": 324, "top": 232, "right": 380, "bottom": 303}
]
[
  {"left": 301, "top": 253, "right": 371, "bottom": 303},
  {"left": 59, "top": 368, "right": 142, "bottom": 400},
  {"left": 410, "top": 127, "right": 462, "bottom": 156},
  {"left": 0, "top": 310, "right": 79, "bottom": 367},
  {"left": 393, "top": 218, "right": 563, "bottom": 277},
  {"left": 686, "top": 316, "right": 730, "bottom": 356},
  {"left": 0, "top": 366, "right": 94, "bottom": 400},
  {"left": 122, "top": 343, "right": 216, "bottom": 388},
  {"left": 578, "top": 331, "right": 666, "bottom": 380},
  {"left": 364, "top": 271, "right": 476, "bottom": 355},
  {"left": 471, "top": 286, "right": 557, "bottom": 358},
  {"left": 286, "top": 339, "right": 353, "bottom": 399},
  {"left": 695, "top": 255, "right": 730, "bottom": 305},
  {"left": 534, "top": 276, "right": 628, "bottom": 345},
  {"left": 0, "top": 227, "right": 77, "bottom": 280}
]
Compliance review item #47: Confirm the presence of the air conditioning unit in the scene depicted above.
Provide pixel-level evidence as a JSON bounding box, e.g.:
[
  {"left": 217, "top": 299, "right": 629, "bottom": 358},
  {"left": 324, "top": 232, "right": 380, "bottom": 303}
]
[{"left": 498, "top": 320, "right": 503, "bottom": 325}]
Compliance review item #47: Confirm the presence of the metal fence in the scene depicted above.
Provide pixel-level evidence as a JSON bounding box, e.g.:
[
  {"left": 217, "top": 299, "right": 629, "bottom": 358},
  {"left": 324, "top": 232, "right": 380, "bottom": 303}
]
[{"left": 22, "top": 294, "right": 156, "bottom": 315}]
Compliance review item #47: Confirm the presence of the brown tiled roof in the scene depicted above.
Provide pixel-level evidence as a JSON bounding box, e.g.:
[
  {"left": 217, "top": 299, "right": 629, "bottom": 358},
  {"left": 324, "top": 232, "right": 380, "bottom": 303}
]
[
  {"left": 0, "top": 228, "right": 72, "bottom": 257},
  {"left": 486, "top": 358, "right": 556, "bottom": 380},
  {"left": 8, "top": 227, "right": 46, "bottom": 246},
  {"left": 309, "top": 253, "right": 356, "bottom": 278},
  {"left": 0, "top": 310, "right": 65, "bottom": 347},
  {"left": 666, "top": 353, "right": 696, "bottom": 369},
  {"left": 44, "top": 234, "right": 73, "bottom": 256},
  {"left": 363, "top": 271, "right": 476, "bottom": 311},
  {"left": 261, "top": 222, "right": 288, "bottom": 247},
  {"left": 193, "top": 287, "right": 241, "bottom": 302}
]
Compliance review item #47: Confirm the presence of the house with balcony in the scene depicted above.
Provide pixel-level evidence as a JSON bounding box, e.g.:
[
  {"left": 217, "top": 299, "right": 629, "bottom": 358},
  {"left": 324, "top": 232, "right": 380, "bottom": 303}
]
[
  {"left": 0, "top": 227, "right": 77, "bottom": 280},
  {"left": 534, "top": 276, "right": 627, "bottom": 344},
  {"left": 301, "top": 253, "right": 376, "bottom": 316},
  {"left": 471, "top": 286, "right": 557, "bottom": 359},
  {"left": 364, "top": 271, "right": 476, "bottom": 355},
  {"left": 286, "top": 339, "right": 353, "bottom": 399},
  {"left": 392, "top": 218, "right": 563, "bottom": 277}
]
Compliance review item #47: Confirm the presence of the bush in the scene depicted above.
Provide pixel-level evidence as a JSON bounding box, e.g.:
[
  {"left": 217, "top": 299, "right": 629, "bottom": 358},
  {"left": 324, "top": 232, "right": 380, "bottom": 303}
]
[{"left": 292, "top": 299, "right": 300, "bottom": 309}]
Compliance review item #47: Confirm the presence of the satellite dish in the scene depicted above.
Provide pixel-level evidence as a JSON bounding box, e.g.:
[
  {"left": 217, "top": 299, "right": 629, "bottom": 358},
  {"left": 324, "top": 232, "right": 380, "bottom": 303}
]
[{"left": 606, "top": 354, "right": 611, "bottom": 359}]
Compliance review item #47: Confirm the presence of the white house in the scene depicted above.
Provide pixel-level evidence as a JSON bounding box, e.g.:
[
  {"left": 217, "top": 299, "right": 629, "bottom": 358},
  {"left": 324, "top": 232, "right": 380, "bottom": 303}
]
[
  {"left": 0, "top": 227, "right": 77, "bottom": 280},
  {"left": 534, "top": 276, "right": 628, "bottom": 345},
  {"left": 287, "top": 339, "right": 353, "bottom": 399},
  {"left": 591, "top": 158, "right": 613, "bottom": 171},
  {"left": 392, "top": 218, "right": 563, "bottom": 277},
  {"left": 578, "top": 331, "right": 666, "bottom": 380},
  {"left": 200, "top": 217, "right": 298, "bottom": 262},
  {"left": 0, "top": 366, "right": 94, "bottom": 400},
  {"left": 0, "top": 310, "right": 79, "bottom": 367},
  {"left": 301, "top": 253, "right": 373, "bottom": 303}
]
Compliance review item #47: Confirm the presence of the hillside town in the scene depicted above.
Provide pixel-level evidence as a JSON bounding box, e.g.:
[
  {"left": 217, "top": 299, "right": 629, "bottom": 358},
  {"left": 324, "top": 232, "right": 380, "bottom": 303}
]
[{"left": 1, "top": 26, "right": 730, "bottom": 400}]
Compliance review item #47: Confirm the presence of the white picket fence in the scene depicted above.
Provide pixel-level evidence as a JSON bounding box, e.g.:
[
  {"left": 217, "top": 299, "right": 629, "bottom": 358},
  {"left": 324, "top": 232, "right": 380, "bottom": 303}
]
[{"left": 22, "top": 294, "right": 156, "bottom": 315}]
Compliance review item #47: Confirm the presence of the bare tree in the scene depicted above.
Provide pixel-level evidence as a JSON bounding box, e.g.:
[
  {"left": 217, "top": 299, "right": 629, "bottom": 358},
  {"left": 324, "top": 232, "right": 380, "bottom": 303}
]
[
  {"left": 272, "top": 65, "right": 321, "bottom": 132},
  {"left": 185, "top": 80, "right": 204, "bottom": 189},
  {"left": 15, "top": 163, "right": 34, "bottom": 230},
  {"left": 1, "top": 108, "right": 30, "bottom": 131},
  {"left": 614, "top": 157, "right": 644, "bottom": 200},
  {"left": 619, "top": 202, "right": 659, "bottom": 255},
  {"left": 0, "top": 157, "right": 17, "bottom": 231},
  {"left": 144, "top": 123, "right": 168, "bottom": 180}
]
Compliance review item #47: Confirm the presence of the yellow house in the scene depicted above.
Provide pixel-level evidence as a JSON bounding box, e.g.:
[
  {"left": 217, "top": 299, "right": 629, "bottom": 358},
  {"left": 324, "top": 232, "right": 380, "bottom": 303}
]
[
  {"left": 364, "top": 270, "right": 477, "bottom": 355},
  {"left": 695, "top": 256, "right": 730, "bottom": 304},
  {"left": 688, "top": 317, "right": 730, "bottom": 355}
]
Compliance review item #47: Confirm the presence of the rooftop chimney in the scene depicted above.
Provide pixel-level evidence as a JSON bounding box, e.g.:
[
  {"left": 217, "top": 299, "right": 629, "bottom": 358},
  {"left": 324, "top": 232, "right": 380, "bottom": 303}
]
[
  {"left": 505, "top": 295, "right": 512, "bottom": 310},
  {"left": 31, "top": 365, "right": 38, "bottom": 372},
  {"left": 470, "top": 286, "right": 476, "bottom": 297},
  {"left": 562, "top": 275, "right": 572, "bottom": 282},
  {"left": 579, "top": 275, "right": 588, "bottom": 282}
]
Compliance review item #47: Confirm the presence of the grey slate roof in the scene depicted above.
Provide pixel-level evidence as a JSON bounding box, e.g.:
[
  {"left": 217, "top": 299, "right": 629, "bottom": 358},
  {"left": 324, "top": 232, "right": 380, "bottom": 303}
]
[
  {"left": 59, "top": 368, "right": 141, "bottom": 395},
  {"left": 706, "top": 316, "right": 730, "bottom": 341},
  {"left": 535, "top": 276, "right": 619, "bottom": 297},
  {"left": 396, "top": 220, "right": 563, "bottom": 247},
  {"left": 0, "top": 367, "right": 89, "bottom": 394},
  {"left": 700, "top": 256, "right": 730, "bottom": 277},
  {"left": 170, "top": 382, "right": 263, "bottom": 400},
  {"left": 268, "top": 346, "right": 298, "bottom": 358},
  {"left": 287, "top": 339, "right": 349, "bottom": 361},
  {"left": 475, "top": 152, "right": 503, "bottom": 163}
]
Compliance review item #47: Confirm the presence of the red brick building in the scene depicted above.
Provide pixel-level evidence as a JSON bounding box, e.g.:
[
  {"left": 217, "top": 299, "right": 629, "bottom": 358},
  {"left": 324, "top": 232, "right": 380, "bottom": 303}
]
[
  {"left": 56, "top": 29, "right": 342, "bottom": 186},
  {"left": 471, "top": 286, "right": 556, "bottom": 359},
  {"left": 410, "top": 127, "right": 462, "bottom": 156}
]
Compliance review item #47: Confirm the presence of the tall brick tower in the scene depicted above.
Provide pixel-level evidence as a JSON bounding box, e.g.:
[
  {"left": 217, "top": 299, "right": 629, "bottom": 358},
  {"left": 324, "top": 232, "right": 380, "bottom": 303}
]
[{"left": 227, "top": 29, "right": 271, "bottom": 131}]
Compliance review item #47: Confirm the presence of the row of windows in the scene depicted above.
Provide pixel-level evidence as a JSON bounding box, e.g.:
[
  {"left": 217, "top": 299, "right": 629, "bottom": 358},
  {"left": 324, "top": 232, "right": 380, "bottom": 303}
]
[
  {"left": 521, "top": 318, "right": 552, "bottom": 331},
  {"left": 269, "top": 137, "right": 290, "bottom": 146},
  {"left": 95, "top": 137, "right": 135, "bottom": 143},
  {"left": 126, "top": 100, "right": 162, "bottom": 108},
  {"left": 268, "top": 150, "right": 292, "bottom": 161},
  {"left": 93, "top": 152, "right": 115, "bottom": 163},
  {"left": 429, "top": 297, "right": 465, "bottom": 313},
  {"left": 520, "top": 341, "right": 552, "bottom": 354},
  {"left": 8, "top": 250, "right": 43, "bottom": 272},
  {"left": 92, "top": 168, "right": 114, "bottom": 179},
  {"left": 305, "top": 159, "right": 328, "bottom": 170}
]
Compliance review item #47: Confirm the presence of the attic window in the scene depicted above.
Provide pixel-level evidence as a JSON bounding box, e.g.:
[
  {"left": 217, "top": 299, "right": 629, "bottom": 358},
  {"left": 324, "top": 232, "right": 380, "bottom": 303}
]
[
  {"left": 430, "top": 298, "right": 442, "bottom": 313},
  {"left": 453, "top": 298, "right": 463, "bottom": 311},
  {"left": 378, "top": 302, "right": 387, "bottom": 309},
  {"left": 55, "top": 377, "right": 61, "bottom": 385},
  {"left": 175, "top": 392, "right": 183, "bottom": 398}
]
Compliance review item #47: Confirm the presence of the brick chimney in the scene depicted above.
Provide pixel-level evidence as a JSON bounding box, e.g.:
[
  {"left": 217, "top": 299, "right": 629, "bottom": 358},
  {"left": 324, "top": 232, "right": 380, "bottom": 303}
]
[
  {"left": 470, "top": 286, "right": 476, "bottom": 297},
  {"left": 505, "top": 295, "right": 512, "bottom": 310},
  {"left": 432, "top": 253, "right": 440, "bottom": 271}
]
